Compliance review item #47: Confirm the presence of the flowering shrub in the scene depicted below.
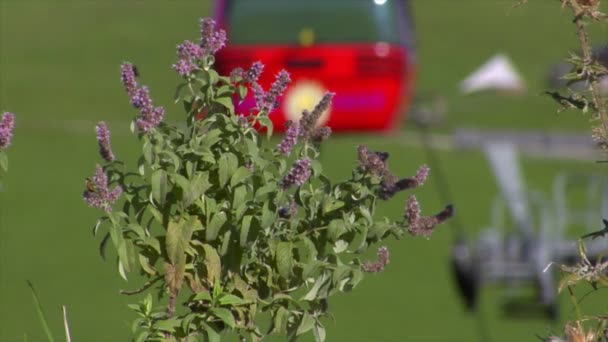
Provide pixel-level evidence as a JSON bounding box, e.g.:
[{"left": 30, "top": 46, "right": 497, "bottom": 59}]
[{"left": 83, "top": 19, "right": 452, "bottom": 341}]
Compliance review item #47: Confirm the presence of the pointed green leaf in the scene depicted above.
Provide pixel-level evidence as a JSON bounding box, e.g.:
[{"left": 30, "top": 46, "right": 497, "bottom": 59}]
[
  {"left": 206, "top": 211, "right": 227, "bottom": 241},
  {"left": 210, "top": 308, "right": 235, "bottom": 328},
  {"left": 296, "top": 312, "right": 315, "bottom": 336},
  {"left": 151, "top": 169, "right": 168, "bottom": 206},
  {"left": 276, "top": 242, "right": 293, "bottom": 279}
]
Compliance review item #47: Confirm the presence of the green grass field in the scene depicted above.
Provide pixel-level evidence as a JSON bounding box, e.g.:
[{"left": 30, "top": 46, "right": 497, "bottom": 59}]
[{"left": 1, "top": 0, "right": 607, "bottom": 341}]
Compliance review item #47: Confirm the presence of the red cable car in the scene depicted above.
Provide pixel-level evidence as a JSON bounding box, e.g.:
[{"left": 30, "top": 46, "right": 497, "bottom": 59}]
[{"left": 214, "top": 0, "right": 416, "bottom": 132}]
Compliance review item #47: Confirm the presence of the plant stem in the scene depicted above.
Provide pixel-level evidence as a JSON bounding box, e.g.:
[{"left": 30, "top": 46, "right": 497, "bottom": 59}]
[
  {"left": 567, "top": 0, "right": 608, "bottom": 146},
  {"left": 167, "top": 287, "right": 179, "bottom": 318}
]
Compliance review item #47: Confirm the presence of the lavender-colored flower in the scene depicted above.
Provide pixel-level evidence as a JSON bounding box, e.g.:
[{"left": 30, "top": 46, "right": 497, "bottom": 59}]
[
  {"left": 173, "top": 58, "right": 197, "bottom": 76},
  {"left": 131, "top": 86, "right": 152, "bottom": 110},
  {"left": 357, "top": 145, "right": 389, "bottom": 178},
  {"left": 177, "top": 40, "right": 203, "bottom": 60},
  {"left": 277, "top": 121, "right": 300, "bottom": 156},
  {"left": 0, "top": 112, "right": 15, "bottom": 150},
  {"left": 173, "top": 40, "right": 204, "bottom": 76},
  {"left": 121, "top": 63, "right": 138, "bottom": 99},
  {"left": 95, "top": 121, "right": 115, "bottom": 162},
  {"left": 362, "top": 246, "right": 390, "bottom": 273},
  {"left": 199, "top": 18, "right": 226, "bottom": 55},
  {"left": 406, "top": 195, "right": 421, "bottom": 223},
  {"left": 405, "top": 195, "right": 454, "bottom": 238},
  {"left": 299, "top": 92, "right": 334, "bottom": 140},
  {"left": 120, "top": 64, "right": 165, "bottom": 133},
  {"left": 281, "top": 158, "right": 311, "bottom": 189},
  {"left": 251, "top": 82, "right": 266, "bottom": 111},
  {"left": 258, "top": 70, "right": 291, "bottom": 113},
  {"left": 83, "top": 164, "right": 122, "bottom": 213},
  {"left": 414, "top": 165, "right": 430, "bottom": 186},
  {"left": 311, "top": 126, "right": 332, "bottom": 143},
  {"left": 230, "top": 67, "right": 244, "bottom": 83},
  {"left": 244, "top": 61, "right": 264, "bottom": 83}
]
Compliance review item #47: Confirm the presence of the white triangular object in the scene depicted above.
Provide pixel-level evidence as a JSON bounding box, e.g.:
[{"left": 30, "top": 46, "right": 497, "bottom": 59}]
[{"left": 459, "top": 54, "right": 526, "bottom": 94}]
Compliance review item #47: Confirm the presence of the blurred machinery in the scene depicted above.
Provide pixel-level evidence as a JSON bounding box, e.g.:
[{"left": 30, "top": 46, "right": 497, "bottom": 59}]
[{"left": 451, "top": 142, "right": 608, "bottom": 319}]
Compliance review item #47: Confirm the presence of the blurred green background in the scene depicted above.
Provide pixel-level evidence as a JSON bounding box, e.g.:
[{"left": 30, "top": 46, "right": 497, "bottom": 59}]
[{"left": 1, "top": 0, "right": 607, "bottom": 341}]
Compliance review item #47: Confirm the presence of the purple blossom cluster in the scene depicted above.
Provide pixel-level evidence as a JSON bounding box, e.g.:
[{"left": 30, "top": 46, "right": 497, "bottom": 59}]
[
  {"left": 83, "top": 165, "right": 123, "bottom": 213},
  {"left": 254, "top": 70, "right": 291, "bottom": 113},
  {"left": 96, "top": 121, "right": 115, "bottom": 162},
  {"left": 299, "top": 92, "right": 334, "bottom": 141},
  {"left": 277, "top": 121, "right": 300, "bottom": 156},
  {"left": 281, "top": 158, "right": 311, "bottom": 189},
  {"left": 120, "top": 62, "right": 165, "bottom": 133},
  {"left": 0, "top": 112, "right": 15, "bottom": 150},
  {"left": 358, "top": 145, "right": 431, "bottom": 200},
  {"left": 405, "top": 195, "right": 454, "bottom": 238},
  {"left": 199, "top": 18, "right": 226, "bottom": 55},
  {"left": 173, "top": 40, "right": 204, "bottom": 76},
  {"left": 244, "top": 61, "right": 264, "bottom": 84},
  {"left": 362, "top": 246, "right": 390, "bottom": 273}
]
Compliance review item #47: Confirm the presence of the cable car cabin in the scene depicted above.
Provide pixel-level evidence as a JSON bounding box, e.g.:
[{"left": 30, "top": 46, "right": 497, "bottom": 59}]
[{"left": 214, "top": 0, "right": 416, "bottom": 132}]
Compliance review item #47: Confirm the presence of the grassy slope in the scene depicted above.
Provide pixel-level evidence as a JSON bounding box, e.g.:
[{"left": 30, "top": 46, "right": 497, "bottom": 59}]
[{"left": 0, "top": 0, "right": 606, "bottom": 341}]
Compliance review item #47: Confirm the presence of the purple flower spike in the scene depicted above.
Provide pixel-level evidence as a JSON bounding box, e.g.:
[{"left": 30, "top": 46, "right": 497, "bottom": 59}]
[
  {"left": 120, "top": 63, "right": 164, "bottom": 133},
  {"left": 0, "top": 112, "right": 15, "bottom": 150},
  {"left": 414, "top": 165, "right": 429, "bottom": 186},
  {"left": 83, "top": 164, "right": 122, "bottom": 213},
  {"left": 199, "top": 18, "right": 226, "bottom": 55},
  {"left": 277, "top": 121, "right": 300, "bottom": 156},
  {"left": 173, "top": 40, "right": 204, "bottom": 76},
  {"left": 244, "top": 61, "right": 264, "bottom": 83},
  {"left": 95, "top": 121, "right": 115, "bottom": 162},
  {"left": 256, "top": 70, "right": 291, "bottom": 113},
  {"left": 362, "top": 246, "right": 390, "bottom": 273},
  {"left": 405, "top": 195, "right": 453, "bottom": 238},
  {"left": 121, "top": 63, "right": 138, "bottom": 98},
  {"left": 281, "top": 157, "right": 312, "bottom": 189},
  {"left": 406, "top": 195, "right": 421, "bottom": 224}
]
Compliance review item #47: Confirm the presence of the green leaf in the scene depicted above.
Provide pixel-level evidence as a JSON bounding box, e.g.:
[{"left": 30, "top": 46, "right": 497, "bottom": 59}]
[
  {"left": 333, "top": 240, "right": 348, "bottom": 253},
  {"left": 276, "top": 242, "right": 293, "bottom": 279},
  {"left": 255, "top": 183, "right": 277, "bottom": 198},
  {"left": 202, "top": 244, "right": 221, "bottom": 284},
  {"left": 270, "top": 306, "right": 288, "bottom": 335},
  {"left": 206, "top": 211, "right": 227, "bottom": 241},
  {"left": 296, "top": 236, "right": 317, "bottom": 265},
  {"left": 313, "top": 322, "right": 326, "bottom": 342},
  {"left": 217, "top": 294, "right": 246, "bottom": 306},
  {"left": 166, "top": 217, "right": 198, "bottom": 288},
  {"left": 302, "top": 273, "right": 329, "bottom": 301},
  {"left": 218, "top": 153, "right": 238, "bottom": 188},
  {"left": 258, "top": 116, "right": 273, "bottom": 138},
  {"left": 214, "top": 96, "right": 235, "bottom": 114},
  {"left": 237, "top": 84, "right": 247, "bottom": 102},
  {"left": 193, "top": 291, "right": 212, "bottom": 301},
  {"left": 328, "top": 219, "right": 347, "bottom": 241},
  {"left": 230, "top": 167, "right": 251, "bottom": 187},
  {"left": 296, "top": 312, "right": 315, "bottom": 336},
  {"left": 202, "top": 322, "right": 221, "bottom": 342},
  {"left": 151, "top": 169, "right": 168, "bottom": 206},
  {"left": 239, "top": 215, "right": 253, "bottom": 247},
  {"left": 232, "top": 185, "right": 247, "bottom": 212},
  {"left": 152, "top": 318, "right": 180, "bottom": 332},
  {"left": 26, "top": 281, "right": 56, "bottom": 342},
  {"left": 138, "top": 254, "right": 156, "bottom": 275},
  {"left": 322, "top": 198, "right": 344, "bottom": 214},
  {"left": 210, "top": 308, "right": 236, "bottom": 328}
]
